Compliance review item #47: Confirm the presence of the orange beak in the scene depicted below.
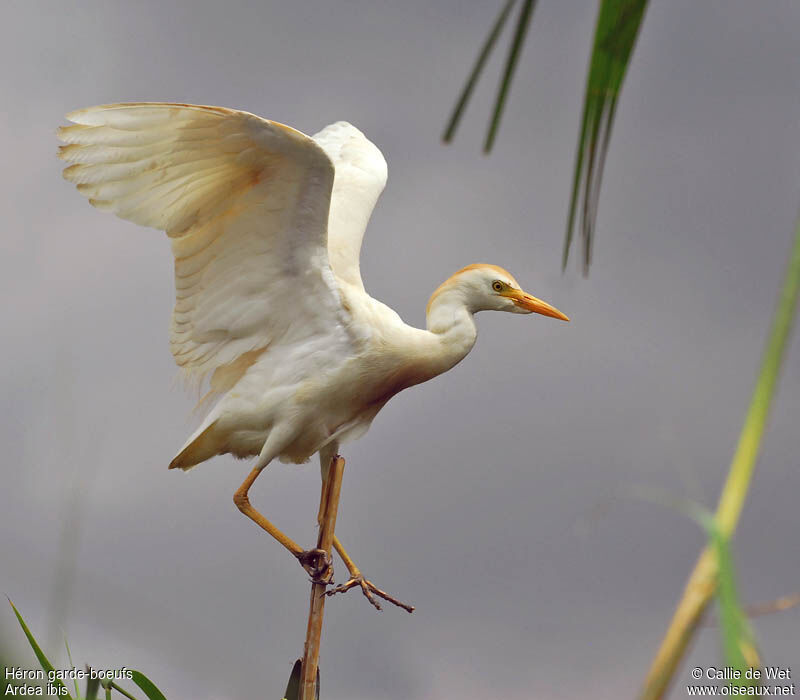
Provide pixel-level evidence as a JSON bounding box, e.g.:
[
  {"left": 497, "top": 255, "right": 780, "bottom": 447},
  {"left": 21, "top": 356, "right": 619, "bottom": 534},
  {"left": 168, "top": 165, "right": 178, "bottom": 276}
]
[{"left": 504, "top": 289, "right": 570, "bottom": 321}]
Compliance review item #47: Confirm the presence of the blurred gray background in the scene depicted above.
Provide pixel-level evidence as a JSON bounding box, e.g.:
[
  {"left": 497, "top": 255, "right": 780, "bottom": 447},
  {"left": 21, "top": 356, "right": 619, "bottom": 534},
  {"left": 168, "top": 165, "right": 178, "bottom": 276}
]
[{"left": 2, "top": 1, "right": 798, "bottom": 698}]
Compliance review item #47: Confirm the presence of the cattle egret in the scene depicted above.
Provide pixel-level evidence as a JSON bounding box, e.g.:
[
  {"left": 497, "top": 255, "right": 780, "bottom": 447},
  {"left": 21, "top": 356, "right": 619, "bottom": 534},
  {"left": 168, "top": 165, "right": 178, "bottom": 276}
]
[{"left": 58, "top": 103, "right": 568, "bottom": 611}]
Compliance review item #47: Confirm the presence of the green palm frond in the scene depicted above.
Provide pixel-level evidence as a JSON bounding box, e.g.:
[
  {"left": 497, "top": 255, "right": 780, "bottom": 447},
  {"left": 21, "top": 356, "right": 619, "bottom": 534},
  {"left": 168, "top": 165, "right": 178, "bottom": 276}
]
[
  {"left": 442, "top": 0, "right": 538, "bottom": 153},
  {"left": 565, "top": 0, "right": 649, "bottom": 274},
  {"left": 442, "top": 0, "right": 517, "bottom": 145},
  {"left": 484, "top": 0, "right": 537, "bottom": 153},
  {"left": 444, "top": 0, "right": 649, "bottom": 275}
]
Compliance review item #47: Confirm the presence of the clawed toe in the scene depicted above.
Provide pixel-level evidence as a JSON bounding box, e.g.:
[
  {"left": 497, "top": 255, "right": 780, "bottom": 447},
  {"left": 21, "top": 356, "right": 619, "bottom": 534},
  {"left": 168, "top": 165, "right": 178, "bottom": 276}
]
[
  {"left": 325, "top": 574, "right": 414, "bottom": 613},
  {"left": 296, "top": 548, "right": 333, "bottom": 584}
]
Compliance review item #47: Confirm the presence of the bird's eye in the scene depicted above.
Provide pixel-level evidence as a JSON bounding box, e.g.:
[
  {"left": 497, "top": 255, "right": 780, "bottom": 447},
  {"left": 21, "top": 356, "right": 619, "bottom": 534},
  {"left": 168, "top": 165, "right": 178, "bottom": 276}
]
[{"left": 491, "top": 281, "right": 504, "bottom": 292}]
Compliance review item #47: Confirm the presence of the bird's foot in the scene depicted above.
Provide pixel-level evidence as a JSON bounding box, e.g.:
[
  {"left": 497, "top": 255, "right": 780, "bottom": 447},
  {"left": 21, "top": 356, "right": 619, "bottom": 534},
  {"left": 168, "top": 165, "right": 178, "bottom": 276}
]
[
  {"left": 325, "top": 573, "right": 414, "bottom": 613},
  {"left": 296, "top": 548, "right": 333, "bottom": 585}
]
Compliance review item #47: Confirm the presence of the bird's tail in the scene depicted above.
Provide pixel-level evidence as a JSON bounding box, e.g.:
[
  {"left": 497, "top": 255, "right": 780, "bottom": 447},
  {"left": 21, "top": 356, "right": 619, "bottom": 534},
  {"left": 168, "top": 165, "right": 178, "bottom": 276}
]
[{"left": 169, "top": 419, "right": 222, "bottom": 470}]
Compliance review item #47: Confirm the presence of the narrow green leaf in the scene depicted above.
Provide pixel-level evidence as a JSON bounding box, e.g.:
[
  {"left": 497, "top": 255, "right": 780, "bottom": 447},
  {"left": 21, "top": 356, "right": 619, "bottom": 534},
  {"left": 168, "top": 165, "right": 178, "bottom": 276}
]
[
  {"left": 85, "top": 675, "right": 100, "bottom": 700},
  {"left": 702, "top": 219, "right": 800, "bottom": 672},
  {"left": 109, "top": 681, "right": 140, "bottom": 700},
  {"left": 64, "top": 636, "right": 81, "bottom": 699},
  {"left": 443, "top": 0, "right": 517, "bottom": 144},
  {"left": 8, "top": 599, "right": 73, "bottom": 699},
  {"left": 282, "top": 659, "right": 302, "bottom": 700},
  {"left": 715, "top": 217, "right": 800, "bottom": 536},
  {"left": 695, "top": 513, "right": 760, "bottom": 681},
  {"left": 563, "top": 95, "right": 593, "bottom": 270},
  {"left": 130, "top": 670, "right": 167, "bottom": 700},
  {"left": 639, "top": 216, "right": 800, "bottom": 698},
  {"left": 484, "top": 0, "right": 537, "bottom": 153},
  {"left": 281, "top": 661, "right": 320, "bottom": 700},
  {"left": 623, "top": 491, "right": 760, "bottom": 682},
  {"left": 563, "top": 0, "right": 649, "bottom": 274}
]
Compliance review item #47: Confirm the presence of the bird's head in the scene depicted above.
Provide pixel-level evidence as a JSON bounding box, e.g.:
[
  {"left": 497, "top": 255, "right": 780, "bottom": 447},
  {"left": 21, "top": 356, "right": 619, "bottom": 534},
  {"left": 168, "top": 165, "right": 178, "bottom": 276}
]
[{"left": 427, "top": 263, "right": 569, "bottom": 321}]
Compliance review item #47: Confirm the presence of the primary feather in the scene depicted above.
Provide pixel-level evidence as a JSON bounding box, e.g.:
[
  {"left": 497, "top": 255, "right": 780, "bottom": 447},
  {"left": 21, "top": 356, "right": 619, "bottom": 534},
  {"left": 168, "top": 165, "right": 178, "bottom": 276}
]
[{"left": 60, "top": 103, "right": 352, "bottom": 384}]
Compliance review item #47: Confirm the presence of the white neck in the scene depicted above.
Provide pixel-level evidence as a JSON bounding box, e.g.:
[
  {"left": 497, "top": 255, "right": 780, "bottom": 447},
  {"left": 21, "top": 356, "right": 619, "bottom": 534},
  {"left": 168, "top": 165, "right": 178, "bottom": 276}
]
[{"left": 424, "top": 288, "right": 478, "bottom": 376}]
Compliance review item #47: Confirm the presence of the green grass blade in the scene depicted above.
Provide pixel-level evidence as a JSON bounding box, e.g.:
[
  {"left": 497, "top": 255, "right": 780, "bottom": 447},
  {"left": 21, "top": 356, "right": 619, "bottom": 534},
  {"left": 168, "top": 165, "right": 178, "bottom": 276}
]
[
  {"left": 64, "top": 636, "right": 81, "bottom": 699},
  {"left": 695, "top": 513, "right": 761, "bottom": 680},
  {"left": 624, "top": 491, "right": 761, "bottom": 683},
  {"left": 640, "top": 216, "right": 800, "bottom": 698},
  {"left": 715, "top": 217, "right": 800, "bottom": 535},
  {"left": 442, "top": 0, "right": 517, "bottom": 144},
  {"left": 85, "top": 675, "right": 100, "bottom": 700},
  {"left": 710, "top": 216, "right": 800, "bottom": 669},
  {"left": 484, "top": 0, "right": 537, "bottom": 153},
  {"left": 563, "top": 0, "right": 649, "bottom": 273},
  {"left": 108, "top": 681, "right": 140, "bottom": 700},
  {"left": 129, "top": 670, "right": 167, "bottom": 700},
  {"left": 8, "top": 599, "right": 73, "bottom": 699}
]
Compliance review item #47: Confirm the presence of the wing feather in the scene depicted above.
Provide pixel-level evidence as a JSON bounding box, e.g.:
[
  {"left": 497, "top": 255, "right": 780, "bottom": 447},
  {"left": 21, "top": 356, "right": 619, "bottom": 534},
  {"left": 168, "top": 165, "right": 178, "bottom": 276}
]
[
  {"left": 312, "top": 121, "right": 387, "bottom": 290},
  {"left": 59, "top": 102, "right": 356, "bottom": 394}
]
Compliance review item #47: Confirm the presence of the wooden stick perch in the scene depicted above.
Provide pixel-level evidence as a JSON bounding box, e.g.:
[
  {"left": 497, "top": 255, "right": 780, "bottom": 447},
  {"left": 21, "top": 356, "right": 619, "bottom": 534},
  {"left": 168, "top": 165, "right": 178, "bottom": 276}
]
[{"left": 299, "top": 455, "right": 345, "bottom": 700}]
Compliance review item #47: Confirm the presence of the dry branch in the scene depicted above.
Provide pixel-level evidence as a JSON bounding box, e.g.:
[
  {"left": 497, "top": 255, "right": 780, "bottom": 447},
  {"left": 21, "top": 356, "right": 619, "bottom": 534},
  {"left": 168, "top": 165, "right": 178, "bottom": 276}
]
[{"left": 299, "top": 456, "right": 345, "bottom": 700}]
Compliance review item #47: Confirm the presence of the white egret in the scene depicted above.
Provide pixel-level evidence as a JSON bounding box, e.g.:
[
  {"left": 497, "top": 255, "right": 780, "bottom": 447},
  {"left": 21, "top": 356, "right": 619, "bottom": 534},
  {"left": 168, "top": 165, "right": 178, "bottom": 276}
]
[{"left": 58, "top": 103, "right": 568, "bottom": 611}]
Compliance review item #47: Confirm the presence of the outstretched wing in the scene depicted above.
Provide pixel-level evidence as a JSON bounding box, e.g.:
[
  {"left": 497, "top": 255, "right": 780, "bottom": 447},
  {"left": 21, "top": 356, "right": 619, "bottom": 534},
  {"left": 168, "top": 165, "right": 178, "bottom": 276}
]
[
  {"left": 58, "top": 102, "right": 355, "bottom": 395},
  {"left": 312, "top": 121, "right": 387, "bottom": 291}
]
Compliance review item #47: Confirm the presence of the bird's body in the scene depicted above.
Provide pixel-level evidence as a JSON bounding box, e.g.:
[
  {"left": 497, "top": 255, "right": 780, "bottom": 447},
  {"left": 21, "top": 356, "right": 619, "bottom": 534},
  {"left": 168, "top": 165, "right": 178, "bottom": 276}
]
[
  {"left": 176, "top": 278, "right": 476, "bottom": 469},
  {"left": 59, "top": 102, "right": 567, "bottom": 608}
]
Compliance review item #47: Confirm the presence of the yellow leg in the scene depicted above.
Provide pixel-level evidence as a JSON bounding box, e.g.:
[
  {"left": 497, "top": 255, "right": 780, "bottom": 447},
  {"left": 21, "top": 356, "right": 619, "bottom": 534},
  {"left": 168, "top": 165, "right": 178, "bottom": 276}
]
[
  {"left": 326, "top": 533, "right": 414, "bottom": 613},
  {"left": 333, "top": 535, "right": 360, "bottom": 576},
  {"left": 234, "top": 466, "right": 331, "bottom": 581},
  {"left": 315, "top": 454, "right": 413, "bottom": 611}
]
